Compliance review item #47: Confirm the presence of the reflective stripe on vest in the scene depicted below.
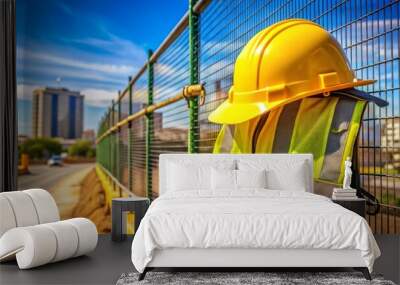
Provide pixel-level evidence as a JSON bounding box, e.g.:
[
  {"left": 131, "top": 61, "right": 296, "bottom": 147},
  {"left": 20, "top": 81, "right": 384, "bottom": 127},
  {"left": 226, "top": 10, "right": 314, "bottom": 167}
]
[
  {"left": 319, "top": 98, "right": 357, "bottom": 182},
  {"left": 337, "top": 100, "right": 365, "bottom": 184},
  {"left": 272, "top": 101, "right": 301, "bottom": 153},
  {"left": 255, "top": 108, "right": 282, "bottom": 153}
]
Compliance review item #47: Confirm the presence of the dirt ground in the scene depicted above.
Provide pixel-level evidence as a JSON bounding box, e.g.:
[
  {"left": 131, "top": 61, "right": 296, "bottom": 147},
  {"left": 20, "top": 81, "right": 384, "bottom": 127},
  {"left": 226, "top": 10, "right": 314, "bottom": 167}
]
[{"left": 72, "top": 169, "right": 111, "bottom": 233}]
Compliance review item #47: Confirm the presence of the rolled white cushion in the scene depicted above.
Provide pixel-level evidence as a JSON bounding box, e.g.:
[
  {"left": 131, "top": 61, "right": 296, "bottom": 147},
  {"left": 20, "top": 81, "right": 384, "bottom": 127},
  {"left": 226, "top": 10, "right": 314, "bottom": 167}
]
[
  {"left": 23, "top": 189, "right": 60, "bottom": 223},
  {"left": 64, "top": 218, "right": 98, "bottom": 257},
  {"left": 0, "top": 226, "right": 57, "bottom": 269},
  {"left": 42, "top": 221, "right": 79, "bottom": 262},
  {"left": 0, "top": 196, "right": 17, "bottom": 237},
  {"left": 0, "top": 191, "right": 39, "bottom": 227},
  {"left": 0, "top": 218, "right": 97, "bottom": 269}
]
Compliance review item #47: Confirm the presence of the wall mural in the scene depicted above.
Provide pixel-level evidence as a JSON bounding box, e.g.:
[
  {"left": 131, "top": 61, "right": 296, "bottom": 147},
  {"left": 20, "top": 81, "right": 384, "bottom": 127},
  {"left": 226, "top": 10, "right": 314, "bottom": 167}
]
[{"left": 17, "top": 0, "right": 400, "bottom": 235}]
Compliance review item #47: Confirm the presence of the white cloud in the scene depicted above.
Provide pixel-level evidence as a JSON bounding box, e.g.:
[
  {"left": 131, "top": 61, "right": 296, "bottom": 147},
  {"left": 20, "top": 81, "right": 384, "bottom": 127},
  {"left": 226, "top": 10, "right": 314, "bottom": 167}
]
[
  {"left": 80, "top": 88, "right": 119, "bottom": 107},
  {"left": 154, "top": 63, "right": 184, "bottom": 77},
  {"left": 72, "top": 32, "right": 147, "bottom": 61},
  {"left": 19, "top": 47, "right": 137, "bottom": 76},
  {"left": 365, "top": 19, "right": 394, "bottom": 31},
  {"left": 21, "top": 63, "right": 126, "bottom": 86}
]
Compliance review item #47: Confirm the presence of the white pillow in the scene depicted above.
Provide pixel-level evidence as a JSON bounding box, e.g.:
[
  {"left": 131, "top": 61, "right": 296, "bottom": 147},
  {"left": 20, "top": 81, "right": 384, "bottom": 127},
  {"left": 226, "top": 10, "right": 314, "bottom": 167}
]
[
  {"left": 236, "top": 169, "right": 267, "bottom": 189},
  {"left": 167, "top": 160, "right": 236, "bottom": 192},
  {"left": 266, "top": 163, "right": 307, "bottom": 191},
  {"left": 211, "top": 168, "right": 236, "bottom": 190},
  {"left": 238, "top": 160, "right": 308, "bottom": 191},
  {"left": 167, "top": 162, "right": 210, "bottom": 191}
]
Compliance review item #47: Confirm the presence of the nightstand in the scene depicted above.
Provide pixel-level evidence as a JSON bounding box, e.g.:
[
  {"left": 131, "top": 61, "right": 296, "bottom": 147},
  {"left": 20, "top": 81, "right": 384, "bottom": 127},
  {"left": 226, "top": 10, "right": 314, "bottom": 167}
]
[
  {"left": 332, "top": 197, "right": 366, "bottom": 218},
  {"left": 112, "top": 197, "right": 150, "bottom": 242}
]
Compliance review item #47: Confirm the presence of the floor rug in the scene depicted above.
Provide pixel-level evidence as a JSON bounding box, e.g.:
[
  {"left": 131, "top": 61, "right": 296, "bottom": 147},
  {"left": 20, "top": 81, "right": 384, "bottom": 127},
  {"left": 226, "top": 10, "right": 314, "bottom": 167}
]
[{"left": 117, "top": 271, "right": 395, "bottom": 285}]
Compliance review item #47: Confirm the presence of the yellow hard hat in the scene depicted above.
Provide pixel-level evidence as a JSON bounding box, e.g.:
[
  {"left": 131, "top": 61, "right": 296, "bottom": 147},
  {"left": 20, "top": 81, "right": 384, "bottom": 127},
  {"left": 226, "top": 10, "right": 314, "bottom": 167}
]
[{"left": 209, "top": 19, "right": 375, "bottom": 124}]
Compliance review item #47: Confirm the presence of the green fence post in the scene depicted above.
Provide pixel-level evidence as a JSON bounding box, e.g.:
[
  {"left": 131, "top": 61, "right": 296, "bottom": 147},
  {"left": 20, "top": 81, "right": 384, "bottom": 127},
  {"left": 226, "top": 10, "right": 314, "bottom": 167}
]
[
  {"left": 109, "top": 109, "right": 112, "bottom": 172},
  {"left": 128, "top": 77, "right": 133, "bottom": 193},
  {"left": 146, "top": 49, "right": 154, "bottom": 200},
  {"left": 117, "top": 91, "right": 122, "bottom": 196},
  {"left": 188, "top": 0, "right": 200, "bottom": 153},
  {"left": 110, "top": 101, "right": 115, "bottom": 190},
  {"left": 110, "top": 102, "right": 113, "bottom": 175},
  {"left": 104, "top": 108, "right": 111, "bottom": 170},
  {"left": 116, "top": 92, "right": 121, "bottom": 187}
]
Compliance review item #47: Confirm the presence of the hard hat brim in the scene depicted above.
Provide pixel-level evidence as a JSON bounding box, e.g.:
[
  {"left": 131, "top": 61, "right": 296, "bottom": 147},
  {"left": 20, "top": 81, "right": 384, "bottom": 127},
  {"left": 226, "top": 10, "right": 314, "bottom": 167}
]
[
  {"left": 208, "top": 101, "right": 269, "bottom": 125},
  {"left": 336, "top": 88, "right": 388, "bottom": 107},
  {"left": 208, "top": 80, "right": 377, "bottom": 125}
]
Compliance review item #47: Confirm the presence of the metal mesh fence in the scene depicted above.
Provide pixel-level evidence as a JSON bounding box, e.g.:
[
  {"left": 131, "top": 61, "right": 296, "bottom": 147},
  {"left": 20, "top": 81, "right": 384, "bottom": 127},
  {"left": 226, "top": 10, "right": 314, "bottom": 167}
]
[
  {"left": 151, "top": 28, "right": 190, "bottom": 197},
  {"left": 131, "top": 75, "right": 148, "bottom": 197},
  {"left": 354, "top": 1, "right": 399, "bottom": 234},
  {"left": 96, "top": 0, "right": 400, "bottom": 233},
  {"left": 199, "top": 0, "right": 243, "bottom": 153},
  {"left": 119, "top": 125, "right": 129, "bottom": 188},
  {"left": 97, "top": 128, "right": 109, "bottom": 171},
  {"left": 120, "top": 91, "right": 130, "bottom": 120}
]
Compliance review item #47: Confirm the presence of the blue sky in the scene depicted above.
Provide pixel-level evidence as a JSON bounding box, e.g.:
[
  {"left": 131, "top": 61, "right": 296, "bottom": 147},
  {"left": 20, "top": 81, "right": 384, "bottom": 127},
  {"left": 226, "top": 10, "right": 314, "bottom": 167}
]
[
  {"left": 16, "top": 0, "right": 399, "bottom": 137},
  {"left": 17, "top": 0, "right": 187, "bottom": 135}
]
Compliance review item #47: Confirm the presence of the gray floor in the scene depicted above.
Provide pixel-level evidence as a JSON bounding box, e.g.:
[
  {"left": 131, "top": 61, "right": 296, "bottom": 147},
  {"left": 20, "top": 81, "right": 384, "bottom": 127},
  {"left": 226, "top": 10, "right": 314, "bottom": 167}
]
[
  {"left": 0, "top": 235, "right": 134, "bottom": 285},
  {"left": 374, "top": 235, "right": 400, "bottom": 284},
  {"left": 1, "top": 235, "right": 398, "bottom": 285}
]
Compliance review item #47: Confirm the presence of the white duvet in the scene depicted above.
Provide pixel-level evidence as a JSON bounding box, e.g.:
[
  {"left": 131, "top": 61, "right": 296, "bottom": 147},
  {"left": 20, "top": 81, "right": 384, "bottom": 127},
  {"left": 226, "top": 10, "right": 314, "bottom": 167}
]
[{"left": 131, "top": 190, "right": 380, "bottom": 273}]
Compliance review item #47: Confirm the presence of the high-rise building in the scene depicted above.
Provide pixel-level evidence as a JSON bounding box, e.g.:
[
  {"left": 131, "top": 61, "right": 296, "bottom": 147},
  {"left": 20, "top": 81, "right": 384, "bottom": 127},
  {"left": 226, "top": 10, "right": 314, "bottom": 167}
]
[{"left": 32, "top": 87, "right": 84, "bottom": 139}]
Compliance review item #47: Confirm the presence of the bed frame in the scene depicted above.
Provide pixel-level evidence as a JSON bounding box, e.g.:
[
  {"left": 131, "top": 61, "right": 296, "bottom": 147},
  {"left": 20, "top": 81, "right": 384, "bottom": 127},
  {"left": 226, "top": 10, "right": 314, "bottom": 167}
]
[
  {"left": 138, "top": 154, "right": 371, "bottom": 281},
  {"left": 140, "top": 248, "right": 370, "bottom": 280}
]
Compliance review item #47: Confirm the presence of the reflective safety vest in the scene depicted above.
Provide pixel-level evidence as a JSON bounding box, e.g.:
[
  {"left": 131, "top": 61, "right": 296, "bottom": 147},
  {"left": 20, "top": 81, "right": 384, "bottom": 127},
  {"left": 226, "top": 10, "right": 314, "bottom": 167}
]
[{"left": 213, "top": 93, "right": 366, "bottom": 187}]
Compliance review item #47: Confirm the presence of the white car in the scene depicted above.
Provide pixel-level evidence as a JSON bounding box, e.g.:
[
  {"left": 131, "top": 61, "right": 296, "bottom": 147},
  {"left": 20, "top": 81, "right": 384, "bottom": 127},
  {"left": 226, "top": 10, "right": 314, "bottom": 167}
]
[{"left": 48, "top": 155, "right": 63, "bottom": 166}]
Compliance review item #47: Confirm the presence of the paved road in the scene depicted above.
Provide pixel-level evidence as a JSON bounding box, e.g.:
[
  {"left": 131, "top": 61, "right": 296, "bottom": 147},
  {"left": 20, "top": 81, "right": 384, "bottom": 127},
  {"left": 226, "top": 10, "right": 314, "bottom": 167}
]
[
  {"left": 18, "top": 163, "right": 95, "bottom": 219},
  {"left": 18, "top": 163, "right": 94, "bottom": 191}
]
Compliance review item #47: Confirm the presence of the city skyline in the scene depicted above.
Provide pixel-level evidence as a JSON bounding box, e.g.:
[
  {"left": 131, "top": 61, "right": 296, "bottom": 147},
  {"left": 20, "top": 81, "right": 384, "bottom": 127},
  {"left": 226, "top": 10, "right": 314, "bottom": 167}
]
[{"left": 16, "top": 0, "right": 187, "bottom": 136}]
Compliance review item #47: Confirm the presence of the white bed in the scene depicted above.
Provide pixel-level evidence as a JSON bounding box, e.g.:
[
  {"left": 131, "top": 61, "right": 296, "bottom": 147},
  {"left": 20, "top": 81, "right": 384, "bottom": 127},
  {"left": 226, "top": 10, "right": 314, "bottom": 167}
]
[{"left": 131, "top": 154, "right": 380, "bottom": 280}]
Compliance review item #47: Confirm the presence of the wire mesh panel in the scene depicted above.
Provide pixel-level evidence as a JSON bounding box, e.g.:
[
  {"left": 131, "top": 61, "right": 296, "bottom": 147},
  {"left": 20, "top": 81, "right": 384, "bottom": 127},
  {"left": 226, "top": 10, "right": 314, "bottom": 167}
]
[
  {"left": 104, "top": 111, "right": 112, "bottom": 172},
  {"left": 96, "top": 0, "right": 399, "bottom": 233},
  {"left": 151, "top": 28, "right": 190, "bottom": 197},
  {"left": 120, "top": 92, "right": 130, "bottom": 120},
  {"left": 351, "top": 1, "right": 399, "bottom": 234},
  {"left": 96, "top": 116, "right": 108, "bottom": 170},
  {"left": 113, "top": 101, "right": 119, "bottom": 126},
  {"left": 110, "top": 132, "right": 117, "bottom": 179},
  {"left": 118, "top": 92, "right": 130, "bottom": 186},
  {"left": 131, "top": 75, "right": 148, "bottom": 197},
  {"left": 103, "top": 136, "right": 111, "bottom": 171},
  {"left": 109, "top": 102, "right": 118, "bottom": 179},
  {"left": 119, "top": 125, "right": 129, "bottom": 188},
  {"left": 198, "top": 0, "right": 242, "bottom": 153},
  {"left": 98, "top": 139, "right": 108, "bottom": 171},
  {"left": 198, "top": 0, "right": 399, "bottom": 233}
]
